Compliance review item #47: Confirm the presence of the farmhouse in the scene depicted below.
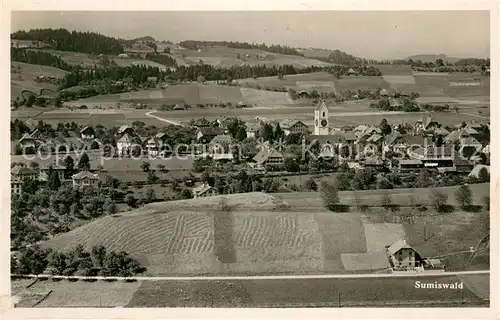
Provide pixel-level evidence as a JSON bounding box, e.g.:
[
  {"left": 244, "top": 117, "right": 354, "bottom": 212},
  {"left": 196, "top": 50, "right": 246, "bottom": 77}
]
[
  {"left": 253, "top": 147, "right": 284, "bottom": 168},
  {"left": 414, "top": 115, "right": 440, "bottom": 133},
  {"left": 11, "top": 166, "right": 37, "bottom": 182},
  {"left": 280, "top": 119, "right": 309, "bottom": 136},
  {"left": 196, "top": 127, "right": 224, "bottom": 144},
  {"left": 117, "top": 133, "right": 133, "bottom": 156},
  {"left": 39, "top": 163, "right": 66, "bottom": 182},
  {"left": 346, "top": 68, "right": 358, "bottom": 76},
  {"left": 11, "top": 177, "right": 23, "bottom": 195},
  {"left": 192, "top": 117, "right": 212, "bottom": 128},
  {"left": 468, "top": 164, "right": 490, "bottom": 179},
  {"left": 192, "top": 183, "right": 218, "bottom": 199},
  {"left": 117, "top": 53, "right": 130, "bottom": 59},
  {"left": 118, "top": 125, "right": 135, "bottom": 137},
  {"left": 245, "top": 122, "right": 261, "bottom": 138},
  {"left": 145, "top": 137, "right": 162, "bottom": 157},
  {"left": 80, "top": 126, "right": 95, "bottom": 140},
  {"left": 18, "top": 133, "right": 37, "bottom": 149},
  {"left": 72, "top": 171, "right": 100, "bottom": 188},
  {"left": 173, "top": 103, "right": 187, "bottom": 111},
  {"left": 386, "top": 239, "right": 425, "bottom": 270},
  {"left": 408, "top": 146, "right": 455, "bottom": 168}
]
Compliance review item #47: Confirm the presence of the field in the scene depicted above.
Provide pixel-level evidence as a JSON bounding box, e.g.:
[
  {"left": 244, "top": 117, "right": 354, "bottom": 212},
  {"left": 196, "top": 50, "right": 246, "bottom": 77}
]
[
  {"left": 11, "top": 278, "right": 141, "bottom": 307},
  {"left": 113, "top": 58, "right": 168, "bottom": 70},
  {"left": 11, "top": 62, "right": 68, "bottom": 99},
  {"left": 174, "top": 46, "right": 333, "bottom": 68},
  {"left": 236, "top": 72, "right": 337, "bottom": 93},
  {"left": 37, "top": 49, "right": 100, "bottom": 67},
  {"left": 60, "top": 84, "right": 294, "bottom": 107},
  {"left": 11, "top": 272, "right": 489, "bottom": 308},
  {"left": 334, "top": 76, "right": 390, "bottom": 91},
  {"left": 125, "top": 275, "right": 487, "bottom": 307},
  {"left": 39, "top": 182, "right": 489, "bottom": 276}
]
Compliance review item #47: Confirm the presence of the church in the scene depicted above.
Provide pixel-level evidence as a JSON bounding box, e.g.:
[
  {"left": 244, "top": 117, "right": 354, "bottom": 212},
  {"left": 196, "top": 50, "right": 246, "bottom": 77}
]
[{"left": 311, "top": 101, "right": 347, "bottom": 158}]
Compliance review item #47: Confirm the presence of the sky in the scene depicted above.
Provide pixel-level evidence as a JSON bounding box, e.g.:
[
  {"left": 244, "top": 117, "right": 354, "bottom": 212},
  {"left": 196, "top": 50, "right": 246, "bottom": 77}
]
[{"left": 11, "top": 11, "right": 490, "bottom": 60}]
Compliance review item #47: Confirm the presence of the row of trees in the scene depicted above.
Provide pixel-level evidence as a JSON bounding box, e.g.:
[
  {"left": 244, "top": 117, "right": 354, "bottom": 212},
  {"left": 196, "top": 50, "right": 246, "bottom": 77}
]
[
  {"left": 178, "top": 40, "right": 304, "bottom": 56},
  {"left": 59, "top": 63, "right": 323, "bottom": 89},
  {"left": 11, "top": 28, "right": 124, "bottom": 54},
  {"left": 144, "top": 52, "right": 178, "bottom": 67},
  {"left": 11, "top": 48, "right": 72, "bottom": 71},
  {"left": 12, "top": 244, "right": 145, "bottom": 277}
]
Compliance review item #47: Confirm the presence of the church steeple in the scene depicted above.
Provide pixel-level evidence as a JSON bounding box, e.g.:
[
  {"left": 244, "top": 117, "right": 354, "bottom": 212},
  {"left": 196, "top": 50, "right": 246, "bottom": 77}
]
[{"left": 314, "top": 101, "right": 329, "bottom": 135}]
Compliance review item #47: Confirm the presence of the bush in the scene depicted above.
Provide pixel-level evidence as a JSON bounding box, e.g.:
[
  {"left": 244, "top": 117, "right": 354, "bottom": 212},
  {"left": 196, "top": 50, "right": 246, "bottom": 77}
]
[{"left": 430, "top": 189, "right": 452, "bottom": 213}]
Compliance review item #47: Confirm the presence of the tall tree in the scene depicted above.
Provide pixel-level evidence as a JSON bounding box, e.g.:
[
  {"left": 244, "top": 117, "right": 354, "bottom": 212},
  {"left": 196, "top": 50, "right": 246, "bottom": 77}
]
[{"left": 77, "top": 153, "right": 91, "bottom": 171}]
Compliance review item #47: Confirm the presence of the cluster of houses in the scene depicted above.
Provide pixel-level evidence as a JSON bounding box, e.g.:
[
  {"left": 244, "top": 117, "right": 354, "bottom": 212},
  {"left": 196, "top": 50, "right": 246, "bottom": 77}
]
[
  {"left": 13, "top": 101, "right": 490, "bottom": 196},
  {"left": 11, "top": 162, "right": 99, "bottom": 195}
]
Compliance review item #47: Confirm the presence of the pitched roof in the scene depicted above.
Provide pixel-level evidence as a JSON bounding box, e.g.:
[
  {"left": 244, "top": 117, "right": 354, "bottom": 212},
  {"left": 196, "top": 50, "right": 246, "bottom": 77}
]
[
  {"left": 192, "top": 183, "right": 212, "bottom": 195},
  {"left": 468, "top": 165, "right": 490, "bottom": 178},
  {"left": 354, "top": 125, "right": 368, "bottom": 132},
  {"left": 210, "top": 135, "right": 232, "bottom": 144},
  {"left": 310, "top": 134, "right": 346, "bottom": 145},
  {"left": 399, "top": 159, "right": 423, "bottom": 165},
  {"left": 460, "top": 136, "right": 481, "bottom": 146},
  {"left": 279, "top": 119, "right": 304, "bottom": 129},
  {"left": 384, "top": 131, "right": 402, "bottom": 146},
  {"left": 80, "top": 126, "right": 94, "bottom": 133},
  {"left": 19, "top": 133, "right": 34, "bottom": 142},
  {"left": 117, "top": 133, "right": 133, "bottom": 143},
  {"left": 253, "top": 147, "right": 283, "bottom": 164},
  {"left": 198, "top": 127, "right": 224, "bottom": 137},
  {"left": 245, "top": 122, "right": 261, "bottom": 132},
  {"left": 155, "top": 132, "right": 166, "bottom": 139},
  {"left": 118, "top": 125, "right": 133, "bottom": 134},
  {"left": 72, "top": 171, "right": 99, "bottom": 180},
  {"left": 401, "top": 134, "right": 428, "bottom": 146},
  {"left": 411, "top": 146, "right": 455, "bottom": 158},
  {"left": 387, "top": 239, "right": 416, "bottom": 255},
  {"left": 11, "top": 166, "right": 35, "bottom": 175},
  {"left": 315, "top": 101, "right": 328, "bottom": 112},
  {"left": 379, "top": 88, "right": 389, "bottom": 96},
  {"left": 366, "top": 134, "right": 383, "bottom": 143},
  {"left": 343, "top": 131, "right": 356, "bottom": 141}
]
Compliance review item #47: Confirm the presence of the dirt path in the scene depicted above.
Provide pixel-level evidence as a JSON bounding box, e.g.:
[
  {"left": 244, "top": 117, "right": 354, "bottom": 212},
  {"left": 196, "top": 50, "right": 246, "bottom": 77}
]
[{"left": 145, "top": 110, "right": 184, "bottom": 126}]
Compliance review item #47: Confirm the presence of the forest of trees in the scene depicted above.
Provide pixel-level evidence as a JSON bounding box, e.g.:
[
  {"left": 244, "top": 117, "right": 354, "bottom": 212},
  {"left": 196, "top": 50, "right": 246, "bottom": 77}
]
[
  {"left": 11, "top": 28, "right": 124, "bottom": 54},
  {"left": 59, "top": 63, "right": 325, "bottom": 89},
  {"left": 144, "top": 52, "right": 178, "bottom": 67},
  {"left": 311, "top": 49, "right": 366, "bottom": 66},
  {"left": 178, "top": 40, "right": 304, "bottom": 56},
  {"left": 11, "top": 47, "right": 73, "bottom": 71}
]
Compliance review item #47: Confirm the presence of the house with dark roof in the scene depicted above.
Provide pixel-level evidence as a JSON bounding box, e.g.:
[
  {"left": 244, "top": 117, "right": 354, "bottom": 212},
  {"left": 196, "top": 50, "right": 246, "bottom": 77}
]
[
  {"left": 414, "top": 115, "right": 440, "bottom": 133},
  {"left": 196, "top": 127, "right": 224, "bottom": 144},
  {"left": 192, "top": 117, "right": 212, "bottom": 128},
  {"left": 245, "top": 122, "right": 261, "bottom": 138},
  {"left": 117, "top": 133, "right": 134, "bottom": 156},
  {"left": 80, "top": 126, "right": 95, "bottom": 140},
  {"left": 117, "top": 125, "right": 135, "bottom": 136},
  {"left": 279, "top": 119, "right": 309, "bottom": 136},
  {"left": 253, "top": 147, "right": 284, "bottom": 168},
  {"left": 39, "top": 163, "right": 66, "bottom": 182},
  {"left": 72, "top": 171, "right": 99, "bottom": 188},
  {"left": 192, "top": 183, "right": 218, "bottom": 199},
  {"left": 18, "top": 133, "right": 37, "bottom": 149},
  {"left": 11, "top": 166, "right": 37, "bottom": 181}
]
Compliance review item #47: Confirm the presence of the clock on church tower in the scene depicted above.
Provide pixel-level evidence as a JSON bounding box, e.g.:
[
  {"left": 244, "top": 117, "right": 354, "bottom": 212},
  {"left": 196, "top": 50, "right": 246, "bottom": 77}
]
[{"left": 314, "top": 101, "right": 330, "bottom": 136}]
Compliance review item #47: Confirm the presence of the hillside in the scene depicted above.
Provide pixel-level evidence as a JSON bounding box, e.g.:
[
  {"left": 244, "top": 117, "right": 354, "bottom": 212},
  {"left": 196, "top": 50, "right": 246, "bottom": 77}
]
[
  {"left": 40, "top": 184, "right": 489, "bottom": 276},
  {"left": 406, "top": 54, "right": 462, "bottom": 64}
]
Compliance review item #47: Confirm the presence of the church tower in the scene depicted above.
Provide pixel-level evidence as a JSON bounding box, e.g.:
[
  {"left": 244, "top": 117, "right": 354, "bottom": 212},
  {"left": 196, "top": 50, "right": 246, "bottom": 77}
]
[{"left": 314, "top": 101, "right": 329, "bottom": 135}]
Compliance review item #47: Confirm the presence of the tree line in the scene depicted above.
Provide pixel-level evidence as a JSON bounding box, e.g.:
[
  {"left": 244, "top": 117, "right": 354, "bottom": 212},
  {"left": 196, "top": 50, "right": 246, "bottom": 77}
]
[
  {"left": 144, "top": 52, "right": 177, "bottom": 67},
  {"left": 11, "top": 28, "right": 124, "bottom": 54},
  {"left": 59, "top": 63, "right": 325, "bottom": 89},
  {"left": 12, "top": 244, "right": 145, "bottom": 277},
  {"left": 11, "top": 48, "right": 73, "bottom": 71},
  {"left": 178, "top": 40, "right": 304, "bottom": 57}
]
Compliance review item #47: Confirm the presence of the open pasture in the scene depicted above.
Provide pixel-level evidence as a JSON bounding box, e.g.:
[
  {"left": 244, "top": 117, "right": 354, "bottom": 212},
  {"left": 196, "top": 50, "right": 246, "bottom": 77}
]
[
  {"left": 113, "top": 58, "right": 168, "bottom": 70},
  {"left": 12, "top": 279, "right": 141, "bottom": 308},
  {"left": 11, "top": 62, "right": 67, "bottom": 99},
  {"left": 38, "top": 49, "right": 100, "bottom": 67},
  {"left": 236, "top": 72, "right": 337, "bottom": 92},
  {"left": 374, "top": 64, "right": 413, "bottom": 75},
  {"left": 126, "top": 275, "right": 487, "bottom": 307},
  {"left": 333, "top": 76, "right": 390, "bottom": 91}
]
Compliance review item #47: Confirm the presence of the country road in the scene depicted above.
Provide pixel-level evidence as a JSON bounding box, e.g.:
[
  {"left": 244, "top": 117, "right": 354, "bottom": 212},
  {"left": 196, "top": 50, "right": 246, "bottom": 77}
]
[
  {"left": 145, "top": 110, "right": 184, "bottom": 126},
  {"left": 11, "top": 269, "right": 489, "bottom": 281}
]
